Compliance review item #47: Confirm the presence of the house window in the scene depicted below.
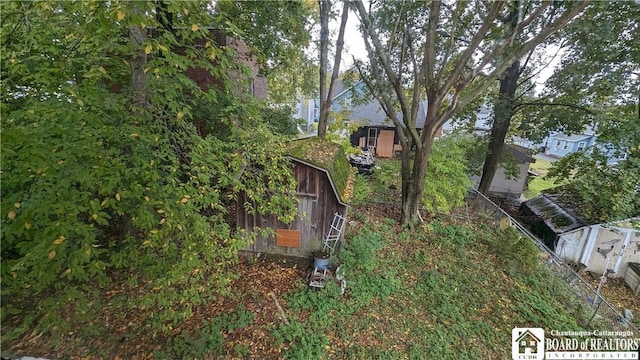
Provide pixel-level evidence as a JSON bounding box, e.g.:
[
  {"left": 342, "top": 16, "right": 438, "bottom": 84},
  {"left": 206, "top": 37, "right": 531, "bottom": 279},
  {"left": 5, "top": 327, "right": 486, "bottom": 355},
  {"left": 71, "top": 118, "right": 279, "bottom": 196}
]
[
  {"left": 367, "top": 128, "right": 378, "bottom": 149},
  {"left": 562, "top": 141, "right": 569, "bottom": 150},
  {"left": 577, "top": 141, "right": 586, "bottom": 151},
  {"left": 555, "top": 140, "right": 561, "bottom": 149}
]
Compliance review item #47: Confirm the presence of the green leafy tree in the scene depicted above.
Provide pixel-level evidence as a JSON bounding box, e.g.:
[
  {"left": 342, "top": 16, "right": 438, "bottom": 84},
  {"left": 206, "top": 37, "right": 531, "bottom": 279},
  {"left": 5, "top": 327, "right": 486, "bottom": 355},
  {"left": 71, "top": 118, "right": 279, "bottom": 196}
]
[
  {"left": 215, "top": 0, "right": 317, "bottom": 105},
  {"left": 478, "top": 1, "right": 639, "bottom": 197},
  {"left": 527, "top": 1, "right": 639, "bottom": 141},
  {"left": 523, "top": 1, "right": 640, "bottom": 222},
  {"left": 352, "top": 0, "right": 587, "bottom": 225},
  {"left": 1, "top": 0, "right": 297, "bottom": 335},
  {"left": 215, "top": 0, "right": 315, "bottom": 75},
  {"left": 546, "top": 118, "right": 640, "bottom": 224}
]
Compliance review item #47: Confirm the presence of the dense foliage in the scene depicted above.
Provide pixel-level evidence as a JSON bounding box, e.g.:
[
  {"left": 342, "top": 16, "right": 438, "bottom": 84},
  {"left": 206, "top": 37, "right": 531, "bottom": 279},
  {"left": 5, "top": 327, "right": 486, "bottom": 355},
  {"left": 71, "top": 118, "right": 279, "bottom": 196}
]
[
  {"left": 368, "top": 136, "right": 473, "bottom": 216},
  {"left": 1, "top": 0, "right": 300, "bottom": 335},
  {"left": 351, "top": 0, "right": 587, "bottom": 224},
  {"left": 534, "top": 1, "right": 640, "bottom": 223},
  {"left": 421, "top": 136, "right": 474, "bottom": 215}
]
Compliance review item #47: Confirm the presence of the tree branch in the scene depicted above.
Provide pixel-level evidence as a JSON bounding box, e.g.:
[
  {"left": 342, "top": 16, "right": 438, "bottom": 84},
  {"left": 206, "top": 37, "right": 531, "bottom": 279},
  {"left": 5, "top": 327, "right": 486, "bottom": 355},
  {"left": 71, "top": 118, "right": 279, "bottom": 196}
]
[
  {"left": 456, "top": 1, "right": 589, "bottom": 114},
  {"left": 438, "top": 1, "right": 503, "bottom": 96},
  {"left": 423, "top": 1, "right": 441, "bottom": 91},
  {"left": 326, "top": 0, "right": 349, "bottom": 105},
  {"left": 353, "top": 0, "right": 421, "bottom": 147},
  {"left": 513, "top": 101, "right": 595, "bottom": 115}
]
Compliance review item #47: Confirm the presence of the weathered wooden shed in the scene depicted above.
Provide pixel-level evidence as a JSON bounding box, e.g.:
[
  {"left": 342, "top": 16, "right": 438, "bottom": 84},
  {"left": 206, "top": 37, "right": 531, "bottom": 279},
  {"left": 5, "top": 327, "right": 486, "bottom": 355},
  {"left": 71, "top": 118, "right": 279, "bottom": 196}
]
[
  {"left": 238, "top": 138, "right": 352, "bottom": 257},
  {"left": 520, "top": 192, "right": 586, "bottom": 249}
]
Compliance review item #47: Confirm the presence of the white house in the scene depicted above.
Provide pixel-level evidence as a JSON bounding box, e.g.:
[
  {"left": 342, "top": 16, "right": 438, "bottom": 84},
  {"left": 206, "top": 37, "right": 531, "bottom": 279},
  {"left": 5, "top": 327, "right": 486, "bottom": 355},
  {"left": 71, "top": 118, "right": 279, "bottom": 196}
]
[{"left": 295, "top": 96, "right": 319, "bottom": 132}]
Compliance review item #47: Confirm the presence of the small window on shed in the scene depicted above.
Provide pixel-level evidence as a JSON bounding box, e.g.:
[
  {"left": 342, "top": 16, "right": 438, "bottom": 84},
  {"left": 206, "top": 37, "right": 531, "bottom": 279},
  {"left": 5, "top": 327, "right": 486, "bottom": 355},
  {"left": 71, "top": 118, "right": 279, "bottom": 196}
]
[
  {"left": 577, "top": 141, "right": 586, "bottom": 151},
  {"left": 563, "top": 141, "right": 569, "bottom": 150}
]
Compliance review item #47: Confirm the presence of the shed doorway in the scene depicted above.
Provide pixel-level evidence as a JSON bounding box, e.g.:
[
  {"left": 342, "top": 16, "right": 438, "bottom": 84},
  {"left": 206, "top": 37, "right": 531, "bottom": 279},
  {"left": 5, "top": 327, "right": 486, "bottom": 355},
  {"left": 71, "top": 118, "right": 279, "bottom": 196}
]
[{"left": 295, "top": 194, "right": 317, "bottom": 252}]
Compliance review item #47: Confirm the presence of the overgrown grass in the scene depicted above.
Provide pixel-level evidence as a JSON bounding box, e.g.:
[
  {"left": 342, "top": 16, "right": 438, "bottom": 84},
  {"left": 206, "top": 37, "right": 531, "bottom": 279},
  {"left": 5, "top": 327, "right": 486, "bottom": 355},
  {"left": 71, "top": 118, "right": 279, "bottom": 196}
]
[
  {"left": 351, "top": 174, "right": 373, "bottom": 206},
  {"left": 272, "top": 213, "right": 589, "bottom": 359},
  {"left": 4, "top": 157, "right": 598, "bottom": 359},
  {"left": 264, "top": 160, "right": 588, "bottom": 359},
  {"left": 368, "top": 158, "right": 402, "bottom": 203},
  {"left": 157, "top": 307, "right": 255, "bottom": 358}
]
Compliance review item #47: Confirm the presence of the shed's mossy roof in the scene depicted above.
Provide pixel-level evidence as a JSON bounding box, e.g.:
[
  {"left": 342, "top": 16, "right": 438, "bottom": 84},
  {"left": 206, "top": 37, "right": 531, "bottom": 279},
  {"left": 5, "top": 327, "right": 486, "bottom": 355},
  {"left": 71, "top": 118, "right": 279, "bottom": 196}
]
[
  {"left": 287, "top": 138, "right": 353, "bottom": 204},
  {"left": 523, "top": 192, "right": 586, "bottom": 234}
]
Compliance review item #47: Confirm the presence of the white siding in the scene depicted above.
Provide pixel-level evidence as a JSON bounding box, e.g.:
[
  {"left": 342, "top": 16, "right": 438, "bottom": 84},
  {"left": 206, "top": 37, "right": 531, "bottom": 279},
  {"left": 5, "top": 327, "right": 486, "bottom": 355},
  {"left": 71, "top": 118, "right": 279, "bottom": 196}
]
[
  {"left": 555, "top": 227, "right": 590, "bottom": 264},
  {"left": 470, "top": 163, "right": 530, "bottom": 196},
  {"left": 558, "top": 223, "right": 640, "bottom": 277}
]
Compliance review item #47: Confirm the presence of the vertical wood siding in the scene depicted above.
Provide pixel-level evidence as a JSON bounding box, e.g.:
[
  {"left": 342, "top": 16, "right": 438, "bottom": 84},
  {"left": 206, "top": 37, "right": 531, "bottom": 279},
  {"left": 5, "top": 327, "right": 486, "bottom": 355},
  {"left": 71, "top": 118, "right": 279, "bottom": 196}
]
[{"left": 238, "top": 161, "right": 347, "bottom": 257}]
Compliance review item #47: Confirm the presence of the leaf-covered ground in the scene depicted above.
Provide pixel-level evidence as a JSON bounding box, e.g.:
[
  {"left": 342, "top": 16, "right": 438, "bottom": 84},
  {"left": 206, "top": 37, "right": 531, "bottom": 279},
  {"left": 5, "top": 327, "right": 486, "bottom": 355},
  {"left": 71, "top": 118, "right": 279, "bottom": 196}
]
[
  {"left": 3, "top": 201, "right": 636, "bottom": 359},
  {"left": 3, "top": 205, "right": 638, "bottom": 359}
]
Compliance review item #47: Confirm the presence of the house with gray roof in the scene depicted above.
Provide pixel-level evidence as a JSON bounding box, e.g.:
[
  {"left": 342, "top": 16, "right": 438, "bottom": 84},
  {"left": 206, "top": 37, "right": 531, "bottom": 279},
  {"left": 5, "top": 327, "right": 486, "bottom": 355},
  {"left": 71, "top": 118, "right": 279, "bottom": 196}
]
[
  {"left": 541, "top": 127, "right": 626, "bottom": 165},
  {"left": 332, "top": 80, "right": 429, "bottom": 158},
  {"left": 469, "top": 145, "right": 536, "bottom": 198}
]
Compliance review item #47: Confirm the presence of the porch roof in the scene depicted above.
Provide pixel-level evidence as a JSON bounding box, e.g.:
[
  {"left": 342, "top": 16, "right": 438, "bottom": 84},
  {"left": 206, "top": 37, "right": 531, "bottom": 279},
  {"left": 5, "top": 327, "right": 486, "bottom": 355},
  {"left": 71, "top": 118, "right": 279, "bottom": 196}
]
[{"left": 552, "top": 134, "right": 592, "bottom": 142}]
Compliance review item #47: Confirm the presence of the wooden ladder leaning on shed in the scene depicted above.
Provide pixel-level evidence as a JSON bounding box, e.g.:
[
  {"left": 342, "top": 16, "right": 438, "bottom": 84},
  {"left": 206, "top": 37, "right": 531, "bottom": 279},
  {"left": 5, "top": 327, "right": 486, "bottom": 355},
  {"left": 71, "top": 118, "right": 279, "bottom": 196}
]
[{"left": 309, "top": 212, "right": 347, "bottom": 290}]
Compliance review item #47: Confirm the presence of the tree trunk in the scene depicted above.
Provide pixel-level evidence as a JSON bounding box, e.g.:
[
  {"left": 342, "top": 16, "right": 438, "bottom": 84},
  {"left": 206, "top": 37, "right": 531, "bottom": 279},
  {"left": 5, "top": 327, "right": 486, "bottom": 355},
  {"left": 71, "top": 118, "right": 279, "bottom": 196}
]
[
  {"left": 477, "top": 59, "right": 520, "bottom": 195},
  {"left": 318, "top": 0, "right": 348, "bottom": 139},
  {"left": 400, "top": 143, "right": 414, "bottom": 221},
  {"left": 129, "top": 13, "right": 149, "bottom": 112},
  {"left": 478, "top": 3, "right": 521, "bottom": 195},
  {"left": 317, "top": 0, "right": 330, "bottom": 139},
  {"left": 122, "top": 4, "right": 149, "bottom": 238},
  {"left": 400, "top": 125, "right": 435, "bottom": 225}
]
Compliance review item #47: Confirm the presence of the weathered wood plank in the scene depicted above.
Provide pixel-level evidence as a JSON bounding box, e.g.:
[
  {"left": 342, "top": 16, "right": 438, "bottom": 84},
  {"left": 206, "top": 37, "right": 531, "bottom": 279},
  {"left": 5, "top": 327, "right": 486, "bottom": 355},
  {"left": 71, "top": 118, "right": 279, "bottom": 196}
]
[{"left": 275, "top": 229, "right": 301, "bottom": 248}]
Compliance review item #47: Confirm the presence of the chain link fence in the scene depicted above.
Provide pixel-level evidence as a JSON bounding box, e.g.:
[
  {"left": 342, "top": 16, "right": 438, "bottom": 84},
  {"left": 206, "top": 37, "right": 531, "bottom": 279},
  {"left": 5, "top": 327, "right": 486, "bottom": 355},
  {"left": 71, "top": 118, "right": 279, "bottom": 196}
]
[{"left": 466, "top": 188, "right": 639, "bottom": 335}]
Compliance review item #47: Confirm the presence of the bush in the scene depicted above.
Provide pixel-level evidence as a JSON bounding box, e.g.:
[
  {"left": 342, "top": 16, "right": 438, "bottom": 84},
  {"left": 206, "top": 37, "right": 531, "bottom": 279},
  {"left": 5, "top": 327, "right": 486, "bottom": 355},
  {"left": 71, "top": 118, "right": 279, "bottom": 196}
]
[
  {"left": 340, "top": 229, "right": 385, "bottom": 272},
  {"left": 422, "top": 136, "right": 474, "bottom": 214},
  {"left": 430, "top": 221, "right": 474, "bottom": 251},
  {"left": 1, "top": 1, "right": 298, "bottom": 336},
  {"left": 482, "top": 227, "right": 540, "bottom": 277}
]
